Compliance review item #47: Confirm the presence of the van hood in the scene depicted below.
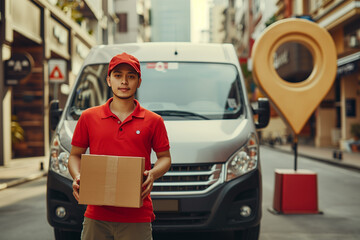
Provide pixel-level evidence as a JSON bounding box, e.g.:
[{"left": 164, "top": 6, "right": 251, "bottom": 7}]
[
  {"left": 60, "top": 118, "right": 254, "bottom": 164},
  {"left": 159, "top": 119, "right": 252, "bottom": 164}
]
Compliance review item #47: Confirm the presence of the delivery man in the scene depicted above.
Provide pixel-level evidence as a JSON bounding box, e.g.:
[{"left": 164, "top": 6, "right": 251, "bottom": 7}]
[{"left": 68, "top": 52, "right": 171, "bottom": 240}]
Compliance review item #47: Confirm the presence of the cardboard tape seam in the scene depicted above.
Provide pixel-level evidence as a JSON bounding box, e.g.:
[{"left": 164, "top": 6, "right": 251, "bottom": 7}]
[{"left": 104, "top": 157, "right": 118, "bottom": 206}]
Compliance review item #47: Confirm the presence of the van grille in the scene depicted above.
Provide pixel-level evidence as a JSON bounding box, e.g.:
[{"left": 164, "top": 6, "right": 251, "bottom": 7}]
[
  {"left": 152, "top": 163, "right": 224, "bottom": 195},
  {"left": 153, "top": 212, "right": 210, "bottom": 226}
]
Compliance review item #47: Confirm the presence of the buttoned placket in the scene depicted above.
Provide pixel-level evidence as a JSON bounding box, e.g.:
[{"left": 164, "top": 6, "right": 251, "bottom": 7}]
[
  {"left": 102, "top": 99, "right": 144, "bottom": 139},
  {"left": 115, "top": 114, "right": 135, "bottom": 138}
]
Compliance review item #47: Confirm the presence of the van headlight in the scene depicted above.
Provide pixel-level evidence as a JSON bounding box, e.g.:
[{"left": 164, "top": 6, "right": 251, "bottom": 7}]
[
  {"left": 225, "top": 133, "right": 258, "bottom": 181},
  {"left": 50, "top": 134, "right": 72, "bottom": 180}
]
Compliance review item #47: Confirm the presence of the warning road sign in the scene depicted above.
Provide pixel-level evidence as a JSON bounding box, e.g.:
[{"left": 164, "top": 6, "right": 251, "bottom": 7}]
[
  {"left": 50, "top": 65, "right": 64, "bottom": 80},
  {"left": 49, "top": 59, "right": 67, "bottom": 83}
]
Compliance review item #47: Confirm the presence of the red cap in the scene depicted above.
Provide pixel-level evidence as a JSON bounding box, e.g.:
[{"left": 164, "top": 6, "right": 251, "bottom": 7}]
[{"left": 107, "top": 52, "right": 141, "bottom": 77}]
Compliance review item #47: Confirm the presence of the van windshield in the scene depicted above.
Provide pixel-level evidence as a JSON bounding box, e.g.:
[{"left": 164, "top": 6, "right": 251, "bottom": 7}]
[{"left": 68, "top": 62, "right": 244, "bottom": 120}]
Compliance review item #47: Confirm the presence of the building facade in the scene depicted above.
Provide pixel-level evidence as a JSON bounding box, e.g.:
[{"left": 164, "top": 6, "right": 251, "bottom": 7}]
[
  {"left": 0, "top": 0, "right": 116, "bottom": 166},
  {"left": 209, "top": 3, "right": 226, "bottom": 43},
  {"left": 275, "top": 0, "right": 360, "bottom": 149},
  {"left": 314, "top": 0, "right": 360, "bottom": 149},
  {"left": 114, "top": 0, "right": 138, "bottom": 43},
  {"left": 221, "top": 0, "right": 359, "bottom": 151},
  {"left": 113, "top": 0, "right": 151, "bottom": 43},
  {"left": 151, "top": 0, "right": 191, "bottom": 42}
]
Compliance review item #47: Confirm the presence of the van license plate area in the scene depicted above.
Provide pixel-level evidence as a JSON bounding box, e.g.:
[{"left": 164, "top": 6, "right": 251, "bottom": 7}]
[{"left": 153, "top": 200, "right": 179, "bottom": 212}]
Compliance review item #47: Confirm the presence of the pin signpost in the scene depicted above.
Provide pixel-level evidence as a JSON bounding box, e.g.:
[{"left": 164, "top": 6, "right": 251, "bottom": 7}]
[{"left": 252, "top": 18, "right": 337, "bottom": 214}]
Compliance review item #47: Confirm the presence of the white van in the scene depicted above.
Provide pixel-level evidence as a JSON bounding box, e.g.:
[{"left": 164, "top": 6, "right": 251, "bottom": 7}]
[{"left": 46, "top": 42, "right": 269, "bottom": 240}]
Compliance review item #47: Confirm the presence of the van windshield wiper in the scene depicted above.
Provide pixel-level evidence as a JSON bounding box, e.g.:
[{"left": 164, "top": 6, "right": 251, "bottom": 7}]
[{"left": 154, "top": 110, "right": 209, "bottom": 120}]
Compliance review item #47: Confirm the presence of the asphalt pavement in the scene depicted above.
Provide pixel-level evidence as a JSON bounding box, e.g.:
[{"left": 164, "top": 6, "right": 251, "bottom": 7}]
[{"left": 0, "top": 144, "right": 359, "bottom": 191}]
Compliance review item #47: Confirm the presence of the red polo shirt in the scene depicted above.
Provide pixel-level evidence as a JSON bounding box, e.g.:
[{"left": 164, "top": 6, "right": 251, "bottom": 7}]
[{"left": 71, "top": 98, "right": 170, "bottom": 222}]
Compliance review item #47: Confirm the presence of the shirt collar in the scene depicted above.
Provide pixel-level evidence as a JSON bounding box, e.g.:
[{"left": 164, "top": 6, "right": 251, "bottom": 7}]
[{"left": 100, "top": 98, "right": 145, "bottom": 119}]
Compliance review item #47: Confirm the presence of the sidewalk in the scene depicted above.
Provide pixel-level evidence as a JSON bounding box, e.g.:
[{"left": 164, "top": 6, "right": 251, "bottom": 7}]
[
  {"left": 266, "top": 144, "right": 360, "bottom": 172},
  {"left": 0, "top": 156, "right": 48, "bottom": 190},
  {"left": 0, "top": 145, "right": 359, "bottom": 191}
]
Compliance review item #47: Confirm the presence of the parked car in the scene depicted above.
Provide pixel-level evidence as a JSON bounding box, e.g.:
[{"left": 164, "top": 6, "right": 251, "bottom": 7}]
[{"left": 46, "top": 42, "right": 270, "bottom": 240}]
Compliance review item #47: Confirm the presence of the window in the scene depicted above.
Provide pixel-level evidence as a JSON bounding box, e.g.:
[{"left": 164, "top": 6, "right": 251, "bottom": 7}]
[
  {"left": 69, "top": 62, "right": 245, "bottom": 121},
  {"left": 137, "top": 62, "right": 244, "bottom": 120},
  {"left": 69, "top": 64, "right": 110, "bottom": 120},
  {"left": 117, "top": 13, "right": 128, "bottom": 33},
  {"left": 344, "top": 20, "right": 360, "bottom": 50}
]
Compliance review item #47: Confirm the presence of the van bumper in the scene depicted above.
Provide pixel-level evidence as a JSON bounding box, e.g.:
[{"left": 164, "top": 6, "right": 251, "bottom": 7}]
[
  {"left": 152, "top": 169, "right": 262, "bottom": 232},
  {"left": 46, "top": 171, "right": 86, "bottom": 232},
  {"left": 47, "top": 168, "right": 261, "bottom": 233}
]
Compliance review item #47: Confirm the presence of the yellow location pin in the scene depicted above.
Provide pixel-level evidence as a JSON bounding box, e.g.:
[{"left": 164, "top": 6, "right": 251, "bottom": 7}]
[{"left": 252, "top": 18, "right": 337, "bottom": 135}]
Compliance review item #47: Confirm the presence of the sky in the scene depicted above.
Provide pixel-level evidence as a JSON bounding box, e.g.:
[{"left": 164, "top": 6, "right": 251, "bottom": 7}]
[{"left": 191, "top": 0, "right": 229, "bottom": 43}]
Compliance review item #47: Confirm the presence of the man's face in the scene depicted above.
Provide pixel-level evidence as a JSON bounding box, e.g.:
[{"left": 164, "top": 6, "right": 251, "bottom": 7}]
[{"left": 107, "top": 63, "right": 141, "bottom": 100}]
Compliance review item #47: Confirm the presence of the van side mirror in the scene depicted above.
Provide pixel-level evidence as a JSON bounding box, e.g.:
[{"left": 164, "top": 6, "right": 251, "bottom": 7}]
[
  {"left": 50, "top": 100, "right": 63, "bottom": 131},
  {"left": 253, "top": 98, "right": 270, "bottom": 129}
]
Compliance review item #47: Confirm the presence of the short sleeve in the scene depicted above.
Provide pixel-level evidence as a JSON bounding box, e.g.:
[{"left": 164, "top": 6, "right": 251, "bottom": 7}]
[
  {"left": 71, "top": 112, "right": 90, "bottom": 148},
  {"left": 152, "top": 117, "right": 170, "bottom": 153}
]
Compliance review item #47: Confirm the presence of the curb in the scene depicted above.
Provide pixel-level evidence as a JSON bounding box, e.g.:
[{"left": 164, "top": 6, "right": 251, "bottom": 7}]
[
  {"left": 0, "top": 172, "right": 48, "bottom": 191},
  {"left": 262, "top": 145, "right": 360, "bottom": 172}
]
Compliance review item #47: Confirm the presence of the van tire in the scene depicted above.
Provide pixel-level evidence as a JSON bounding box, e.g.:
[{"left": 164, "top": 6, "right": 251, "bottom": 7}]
[
  {"left": 233, "top": 224, "right": 260, "bottom": 240},
  {"left": 54, "top": 229, "right": 81, "bottom": 240}
]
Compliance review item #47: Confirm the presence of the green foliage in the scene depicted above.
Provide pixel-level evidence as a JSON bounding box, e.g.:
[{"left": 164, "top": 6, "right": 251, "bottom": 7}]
[
  {"left": 56, "top": 0, "right": 85, "bottom": 24},
  {"left": 265, "top": 15, "right": 277, "bottom": 27},
  {"left": 11, "top": 115, "right": 25, "bottom": 145}
]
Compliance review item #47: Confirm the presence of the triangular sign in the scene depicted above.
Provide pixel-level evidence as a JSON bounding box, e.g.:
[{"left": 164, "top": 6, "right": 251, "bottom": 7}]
[{"left": 50, "top": 65, "right": 64, "bottom": 80}]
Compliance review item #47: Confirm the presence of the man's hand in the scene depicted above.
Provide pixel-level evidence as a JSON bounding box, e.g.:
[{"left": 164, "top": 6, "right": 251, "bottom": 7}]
[
  {"left": 141, "top": 150, "right": 171, "bottom": 200},
  {"left": 72, "top": 176, "right": 80, "bottom": 202},
  {"left": 68, "top": 146, "right": 86, "bottom": 203},
  {"left": 141, "top": 170, "right": 154, "bottom": 200}
]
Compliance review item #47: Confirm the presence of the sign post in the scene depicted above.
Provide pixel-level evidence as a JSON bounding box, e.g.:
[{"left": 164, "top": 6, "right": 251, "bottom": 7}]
[
  {"left": 4, "top": 53, "right": 33, "bottom": 85},
  {"left": 48, "top": 59, "right": 67, "bottom": 100},
  {"left": 252, "top": 18, "right": 337, "bottom": 214}
]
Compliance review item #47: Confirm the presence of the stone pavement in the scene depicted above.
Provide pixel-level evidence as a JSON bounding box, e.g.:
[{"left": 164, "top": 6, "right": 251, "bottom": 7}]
[
  {"left": 0, "top": 145, "right": 359, "bottom": 191},
  {"left": 267, "top": 144, "right": 360, "bottom": 171},
  {"left": 0, "top": 156, "right": 48, "bottom": 190}
]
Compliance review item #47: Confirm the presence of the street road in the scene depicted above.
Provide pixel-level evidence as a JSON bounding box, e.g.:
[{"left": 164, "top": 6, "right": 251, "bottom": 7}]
[
  {"left": 0, "top": 177, "right": 53, "bottom": 239},
  {"left": 260, "top": 146, "right": 360, "bottom": 240},
  {"left": 0, "top": 147, "right": 359, "bottom": 240}
]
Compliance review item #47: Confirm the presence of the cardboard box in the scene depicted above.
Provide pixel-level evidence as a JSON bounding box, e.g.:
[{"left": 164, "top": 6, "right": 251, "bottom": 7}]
[{"left": 79, "top": 154, "right": 145, "bottom": 208}]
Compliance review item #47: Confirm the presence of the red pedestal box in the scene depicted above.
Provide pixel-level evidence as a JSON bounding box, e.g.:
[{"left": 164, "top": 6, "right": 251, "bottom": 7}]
[{"left": 273, "top": 169, "right": 319, "bottom": 214}]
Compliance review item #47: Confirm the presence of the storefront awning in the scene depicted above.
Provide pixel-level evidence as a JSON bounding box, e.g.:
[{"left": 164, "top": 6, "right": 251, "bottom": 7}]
[
  {"left": 337, "top": 51, "right": 360, "bottom": 77},
  {"left": 337, "top": 51, "right": 360, "bottom": 66}
]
